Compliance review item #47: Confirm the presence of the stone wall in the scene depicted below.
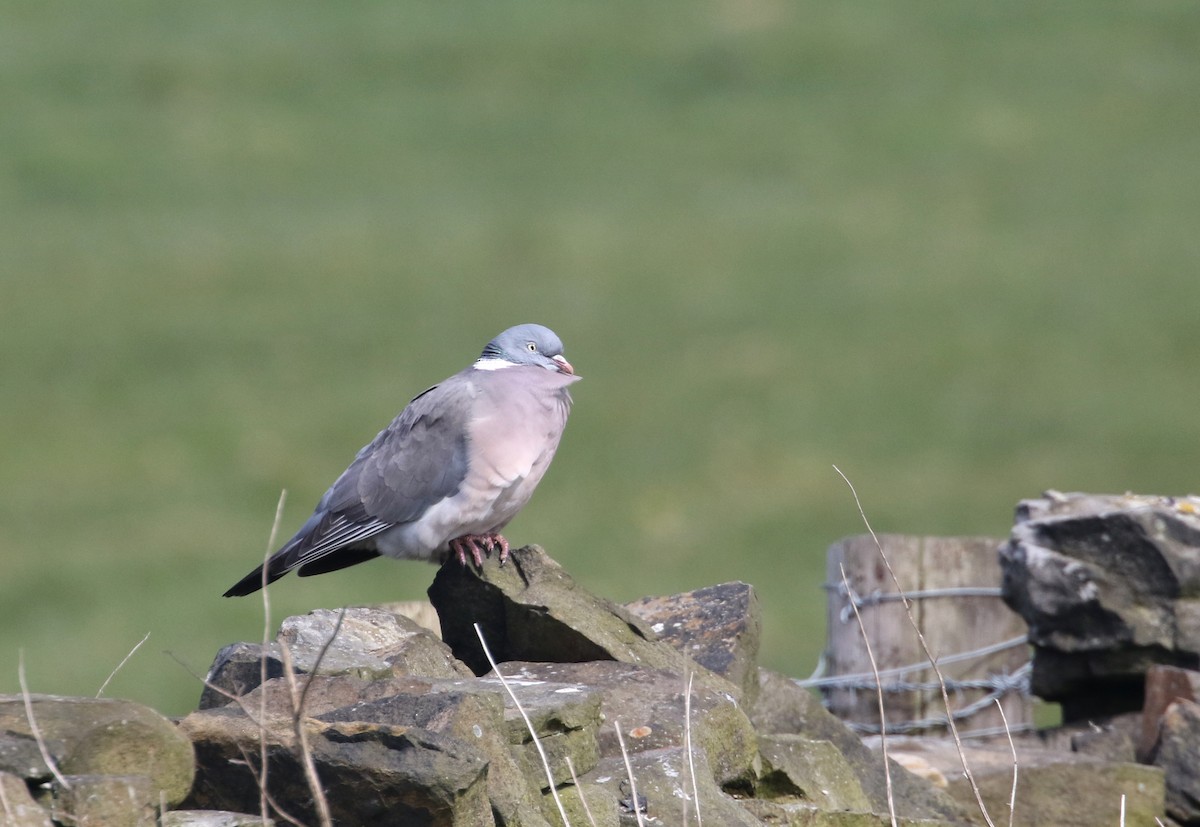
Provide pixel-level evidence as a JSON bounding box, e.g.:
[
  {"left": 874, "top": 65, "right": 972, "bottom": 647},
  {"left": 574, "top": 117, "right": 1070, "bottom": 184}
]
[{"left": 6, "top": 493, "right": 1200, "bottom": 826}]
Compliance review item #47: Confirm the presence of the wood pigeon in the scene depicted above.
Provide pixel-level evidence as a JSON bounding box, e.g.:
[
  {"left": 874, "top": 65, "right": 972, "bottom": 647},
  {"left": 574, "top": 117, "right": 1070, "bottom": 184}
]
[{"left": 224, "top": 323, "right": 578, "bottom": 597}]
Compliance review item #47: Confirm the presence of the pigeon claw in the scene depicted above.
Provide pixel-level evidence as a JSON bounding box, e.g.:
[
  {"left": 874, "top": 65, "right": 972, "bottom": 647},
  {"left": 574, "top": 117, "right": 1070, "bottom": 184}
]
[{"left": 449, "top": 533, "right": 511, "bottom": 569}]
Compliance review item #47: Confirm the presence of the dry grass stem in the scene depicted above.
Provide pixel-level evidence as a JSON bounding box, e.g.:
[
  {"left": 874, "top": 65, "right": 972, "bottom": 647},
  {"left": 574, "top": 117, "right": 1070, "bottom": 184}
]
[
  {"left": 277, "top": 626, "right": 335, "bottom": 827},
  {"left": 565, "top": 756, "right": 597, "bottom": 827},
  {"left": 473, "top": 622, "right": 572, "bottom": 827},
  {"left": 613, "top": 720, "right": 647, "bottom": 827},
  {"left": 166, "top": 652, "right": 267, "bottom": 730},
  {"left": 259, "top": 488, "right": 287, "bottom": 822},
  {"left": 683, "top": 670, "right": 701, "bottom": 827},
  {"left": 994, "top": 699, "right": 1017, "bottom": 827},
  {"left": 839, "top": 563, "right": 897, "bottom": 827},
  {"left": 0, "top": 773, "right": 13, "bottom": 822},
  {"left": 96, "top": 631, "right": 151, "bottom": 698},
  {"left": 173, "top": 490, "right": 333, "bottom": 827},
  {"left": 17, "top": 650, "right": 70, "bottom": 791},
  {"left": 833, "top": 464, "right": 996, "bottom": 827},
  {"left": 168, "top": 651, "right": 305, "bottom": 827},
  {"left": 233, "top": 743, "right": 307, "bottom": 827}
]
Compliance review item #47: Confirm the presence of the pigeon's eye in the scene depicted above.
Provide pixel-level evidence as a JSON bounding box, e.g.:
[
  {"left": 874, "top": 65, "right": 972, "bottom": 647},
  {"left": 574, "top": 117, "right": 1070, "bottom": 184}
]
[{"left": 526, "top": 342, "right": 537, "bottom": 352}]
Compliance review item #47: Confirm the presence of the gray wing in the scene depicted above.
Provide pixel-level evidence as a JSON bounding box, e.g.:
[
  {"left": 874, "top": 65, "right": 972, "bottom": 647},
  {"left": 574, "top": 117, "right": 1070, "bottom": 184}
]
[{"left": 223, "top": 375, "right": 475, "bottom": 596}]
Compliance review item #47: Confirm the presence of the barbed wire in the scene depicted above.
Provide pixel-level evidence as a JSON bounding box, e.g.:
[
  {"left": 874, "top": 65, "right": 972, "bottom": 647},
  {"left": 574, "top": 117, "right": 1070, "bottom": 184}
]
[
  {"left": 809, "top": 577, "right": 1032, "bottom": 736},
  {"left": 800, "top": 635, "right": 1029, "bottom": 688},
  {"left": 838, "top": 664, "right": 1033, "bottom": 736},
  {"left": 824, "top": 580, "right": 1005, "bottom": 623}
]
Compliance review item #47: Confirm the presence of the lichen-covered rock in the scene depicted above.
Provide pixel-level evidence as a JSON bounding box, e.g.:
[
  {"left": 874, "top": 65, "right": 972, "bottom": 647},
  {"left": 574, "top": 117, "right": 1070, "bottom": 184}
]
[
  {"left": 750, "top": 669, "right": 974, "bottom": 824},
  {"left": 0, "top": 695, "right": 194, "bottom": 809},
  {"left": 50, "top": 774, "right": 155, "bottom": 827},
  {"left": 757, "top": 735, "right": 872, "bottom": 813},
  {"left": 741, "top": 799, "right": 959, "bottom": 825},
  {"left": 322, "top": 674, "right": 596, "bottom": 825},
  {"left": 625, "top": 581, "right": 763, "bottom": 702},
  {"left": 428, "top": 545, "right": 736, "bottom": 698},
  {"left": 491, "top": 660, "right": 758, "bottom": 790},
  {"left": 895, "top": 738, "right": 1165, "bottom": 827},
  {"left": 476, "top": 677, "right": 602, "bottom": 792},
  {"left": 545, "top": 780, "right": 621, "bottom": 827},
  {"left": 584, "top": 746, "right": 762, "bottom": 827}
]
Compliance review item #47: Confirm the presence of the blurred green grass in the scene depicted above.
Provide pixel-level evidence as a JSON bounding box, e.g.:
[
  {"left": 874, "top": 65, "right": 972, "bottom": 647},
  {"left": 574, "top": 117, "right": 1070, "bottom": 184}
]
[{"left": 2, "top": 2, "right": 1199, "bottom": 716}]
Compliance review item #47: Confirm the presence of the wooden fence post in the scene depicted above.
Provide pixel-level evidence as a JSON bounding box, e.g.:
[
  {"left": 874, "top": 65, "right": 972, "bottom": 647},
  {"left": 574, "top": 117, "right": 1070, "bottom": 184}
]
[{"left": 821, "top": 534, "right": 1031, "bottom": 736}]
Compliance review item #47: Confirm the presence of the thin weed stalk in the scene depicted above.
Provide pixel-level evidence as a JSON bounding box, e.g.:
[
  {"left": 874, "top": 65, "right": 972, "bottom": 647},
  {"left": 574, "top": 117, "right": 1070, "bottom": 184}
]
[
  {"left": 995, "top": 699, "right": 1018, "bottom": 827},
  {"left": 0, "top": 771, "right": 13, "bottom": 821},
  {"left": 276, "top": 617, "right": 339, "bottom": 827},
  {"left": 565, "top": 757, "right": 597, "bottom": 827},
  {"left": 613, "top": 720, "right": 646, "bottom": 827},
  {"left": 169, "top": 651, "right": 303, "bottom": 827},
  {"left": 473, "top": 622, "right": 572, "bottom": 827},
  {"left": 172, "top": 488, "right": 340, "bottom": 827},
  {"left": 833, "top": 464, "right": 996, "bottom": 827},
  {"left": 683, "top": 669, "right": 701, "bottom": 827},
  {"left": 258, "top": 488, "right": 287, "bottom": 823},
  {"left": 96, "top": 631, "right": 150, "bottom": 698},
  {"left": 839, "top": 563, "right": 897, "bottom": 827},
  {"left": 17, "top": 650, "right": 70, "bottom": 791}
]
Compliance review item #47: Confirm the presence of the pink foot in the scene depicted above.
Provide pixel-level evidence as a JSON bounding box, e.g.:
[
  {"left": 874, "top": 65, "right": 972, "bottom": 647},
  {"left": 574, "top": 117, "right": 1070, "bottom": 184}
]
[{"left": 449, "top": 533, "right": 511, "bottom": 568}]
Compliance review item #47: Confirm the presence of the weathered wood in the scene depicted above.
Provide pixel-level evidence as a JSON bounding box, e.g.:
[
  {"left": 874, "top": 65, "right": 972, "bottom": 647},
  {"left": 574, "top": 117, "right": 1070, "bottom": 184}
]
[{"left": 824, "top": 534, "right": 1031, "bottom": 736}]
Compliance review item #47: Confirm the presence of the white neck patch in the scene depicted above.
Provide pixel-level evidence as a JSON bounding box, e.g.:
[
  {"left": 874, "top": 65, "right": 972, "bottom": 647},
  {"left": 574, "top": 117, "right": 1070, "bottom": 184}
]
[{"left": 473, "top": 357, "right": 518, "bottom": 371}]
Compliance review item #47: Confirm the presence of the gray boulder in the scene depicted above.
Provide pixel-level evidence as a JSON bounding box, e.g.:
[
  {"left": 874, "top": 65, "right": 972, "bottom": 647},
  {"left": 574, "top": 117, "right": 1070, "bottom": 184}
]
[
  {"left": 999, "top": 492, "right": 1200, "bottom": 718},
  {"left": 182, "top": 670, "right": 609, "bottom": 827},
  {"left": 181, "top": 709, "right": 492, "bottom": 827},
  {"left": 201, "top": 607, "right": 472, "bottom": 711},
  {"left": 199, "top": 641, "right": 285, "bottom": 710}
]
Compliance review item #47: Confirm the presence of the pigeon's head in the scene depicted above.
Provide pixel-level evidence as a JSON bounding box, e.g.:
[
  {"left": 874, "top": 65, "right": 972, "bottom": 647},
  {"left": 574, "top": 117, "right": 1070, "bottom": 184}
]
[{"left": 478, "top": 324, "right": 574, "bottom": 375}]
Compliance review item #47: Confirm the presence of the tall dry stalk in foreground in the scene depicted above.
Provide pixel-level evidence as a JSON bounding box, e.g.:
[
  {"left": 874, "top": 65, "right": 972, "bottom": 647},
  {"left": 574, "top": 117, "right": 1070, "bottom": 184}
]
[
  {"left": 474, "top": 623, "right": 572, "bottom": 827},
  {"left": 839, "top": 563, "right": 897, "bottom": 827},
  {"left": 834, "top": 464, "right": 997, "bottom": 827},
  {"left": 257, "top": 488, "right": 288, "bottom": 822}
]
